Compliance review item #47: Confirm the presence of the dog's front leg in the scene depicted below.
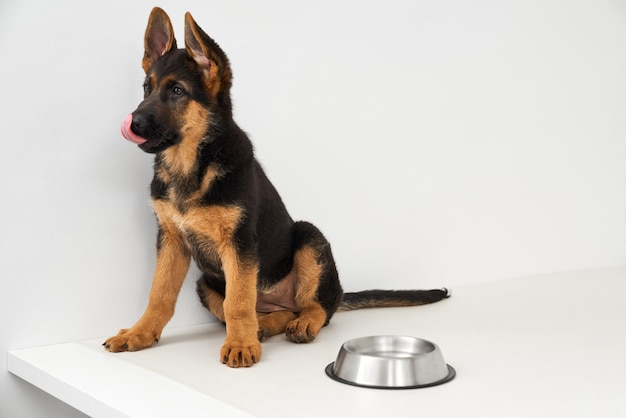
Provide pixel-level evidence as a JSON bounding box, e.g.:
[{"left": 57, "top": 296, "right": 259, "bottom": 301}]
[
  {"left": 104, "top": 221, "right": 190, "bottom": 352},
  {"left": 219, "top": 244, "right": 261, "bottom": 367}
]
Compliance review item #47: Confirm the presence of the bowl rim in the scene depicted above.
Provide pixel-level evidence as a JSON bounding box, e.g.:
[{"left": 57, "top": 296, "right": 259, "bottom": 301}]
[
  {"left": 340, "top": 335, "right": 439, "bottom": 358},
  {"left": 325, "top": 362, "right": 456, "bottom": 390}
]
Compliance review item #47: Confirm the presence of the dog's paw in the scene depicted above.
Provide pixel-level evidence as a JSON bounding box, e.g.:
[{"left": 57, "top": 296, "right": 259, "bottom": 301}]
[
  {"left": 285, "top": 318, "right": 319, "bottom": 344},
  {"left": 220, "top": 339, "right": 262, "bottom": 368},
  {"left": 257, "top": 326, "right": 272, "bottom": 342},
  {"left": 103, "top": 328, "right": 158, "bottom": 352}
]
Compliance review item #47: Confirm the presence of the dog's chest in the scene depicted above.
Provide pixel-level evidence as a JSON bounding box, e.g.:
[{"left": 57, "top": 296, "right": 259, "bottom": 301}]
[
  {"left": 153, "top": 193, "right": 242, "bottom": 268},
  {"left": 152, "top": 163, "right": 239, "bottom": 271}
]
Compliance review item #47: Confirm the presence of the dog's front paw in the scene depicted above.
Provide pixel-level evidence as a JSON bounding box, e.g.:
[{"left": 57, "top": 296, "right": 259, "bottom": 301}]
[
  {"left": 220, "top": 338, "right": 262, "bottom": 368},
  {"left": 103, "top": 328, "right": 159, "bottom": 352}
]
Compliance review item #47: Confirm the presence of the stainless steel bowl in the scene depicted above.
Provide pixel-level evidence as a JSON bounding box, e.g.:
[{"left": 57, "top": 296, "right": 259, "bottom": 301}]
[{"left": 326, "top": 336, "right": 455, "bottom": 389}]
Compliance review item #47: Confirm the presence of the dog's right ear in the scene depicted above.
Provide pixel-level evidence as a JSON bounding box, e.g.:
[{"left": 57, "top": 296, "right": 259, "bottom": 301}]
[{"left": 142, "top": 7, "right": 177, "bottom": 73}]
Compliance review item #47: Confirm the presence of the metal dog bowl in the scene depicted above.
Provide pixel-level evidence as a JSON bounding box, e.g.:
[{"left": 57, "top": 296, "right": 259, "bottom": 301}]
[{"left": 325, "top": 336, "right": 455, "bottom": 389}]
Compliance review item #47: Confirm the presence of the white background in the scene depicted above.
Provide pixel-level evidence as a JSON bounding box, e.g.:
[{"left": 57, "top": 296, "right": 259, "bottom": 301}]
[{"left": 1, "top": 1, "right": 625, "bottom": 417}]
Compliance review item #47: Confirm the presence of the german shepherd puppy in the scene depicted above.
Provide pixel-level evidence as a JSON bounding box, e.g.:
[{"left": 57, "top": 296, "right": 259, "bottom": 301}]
[{"left": 104, "top": 7, "right": 449, "bottom": 368}]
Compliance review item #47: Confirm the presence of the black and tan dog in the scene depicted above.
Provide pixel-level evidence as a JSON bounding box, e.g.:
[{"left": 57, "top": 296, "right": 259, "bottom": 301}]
[{"left": 104, "top": 7, "right": 449, "bottom": 368}]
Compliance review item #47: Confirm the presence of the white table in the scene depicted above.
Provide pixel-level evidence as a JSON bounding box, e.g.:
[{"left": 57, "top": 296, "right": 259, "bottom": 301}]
[{"left": 9, "top": 266, "right": 626, "bottom": 417}]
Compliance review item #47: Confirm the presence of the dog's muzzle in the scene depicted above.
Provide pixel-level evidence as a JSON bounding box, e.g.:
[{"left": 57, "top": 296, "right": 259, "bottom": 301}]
[{"left": 120, "top": 113, "right": 148, "bottom": 145}]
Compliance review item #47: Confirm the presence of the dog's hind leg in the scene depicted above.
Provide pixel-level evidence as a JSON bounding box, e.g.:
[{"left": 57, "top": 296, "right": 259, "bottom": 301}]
[
  {"left": 286, "top": 222, "right": 343, "bottom": 343},
  {"left": 257, "top": 311, "right": 297, "bottom": 341},
  {"left": 196, "top": 277, "right": 226, "bottom": 323}
]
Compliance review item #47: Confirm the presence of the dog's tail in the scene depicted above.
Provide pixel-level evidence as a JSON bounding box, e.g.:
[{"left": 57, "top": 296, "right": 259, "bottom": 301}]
[{"left": 336, "top": 288, "right": 450, "bottom": 312}]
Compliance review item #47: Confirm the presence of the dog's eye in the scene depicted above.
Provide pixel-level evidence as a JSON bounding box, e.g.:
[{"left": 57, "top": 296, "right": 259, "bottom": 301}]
[
  {"left": 143, "top": 83, "right": 151, "bottom": 96},
  {"left": 171, "top": 86, "right": 185, "bottom": 97}
]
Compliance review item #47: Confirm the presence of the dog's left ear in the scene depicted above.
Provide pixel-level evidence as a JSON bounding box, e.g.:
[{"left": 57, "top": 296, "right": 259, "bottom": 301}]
[{"left": 184, "top": 12, "right": 232, "bottom": 96}]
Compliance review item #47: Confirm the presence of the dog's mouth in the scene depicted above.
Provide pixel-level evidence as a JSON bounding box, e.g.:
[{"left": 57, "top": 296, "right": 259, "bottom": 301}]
[
  {"left": 121, "top": 114, "right": 148, "bottom": 144},
  {"left": 120, "top": 113, "right": 174, "bottom": 153}
]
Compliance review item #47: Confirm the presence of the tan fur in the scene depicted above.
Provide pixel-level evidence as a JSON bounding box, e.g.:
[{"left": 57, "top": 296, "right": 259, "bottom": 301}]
[
  {"left": 184, "top": 205, "right": 241, "bottom": 246},
  {"left": 257, "top": 311, "right": 298, "bottom": 341},
  {"left": 219, "top": 243, "right": 261, "bottom": 367},
  {"left": 205, "top": 62, "right": 223, "bottom": 100},
  {"left": 171, "top": 203, "right": 261, "bottom": 367},
  {"left": 162, "top": 101, "right": 210, "bottom": 178},
  {"left": 105, "top": 199, "right": 246, "bottom": 355},
  {"left": 200, "top": 283, "right": 226, "bottom": 322},
  {"left": 284, "top": 246, "right": 328, "bottom": 343},
  {"left": 103, "top": 202, "right": 191, "bottom": 352},
  {"left": 293, "top": 247, "right": 323, "bottom": 307}
]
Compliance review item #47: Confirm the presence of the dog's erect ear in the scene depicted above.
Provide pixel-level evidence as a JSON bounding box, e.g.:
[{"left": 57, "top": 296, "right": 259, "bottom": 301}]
[
  {"left": 184, "top": 12, "right": 232, "bottom": 96},
  {"left": 142, "top": 7, "right": 177, "bottom": 73}
]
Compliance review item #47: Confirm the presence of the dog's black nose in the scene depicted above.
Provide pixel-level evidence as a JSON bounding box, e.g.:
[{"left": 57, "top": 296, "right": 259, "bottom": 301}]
[{"left": 131, "top": 113, "right": 148, "bottom": 135}]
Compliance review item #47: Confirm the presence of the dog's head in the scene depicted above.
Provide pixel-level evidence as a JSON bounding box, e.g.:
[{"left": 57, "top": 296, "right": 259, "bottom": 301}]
[{"left": 121, "top": 8, "right": 232, "bottom": 154}]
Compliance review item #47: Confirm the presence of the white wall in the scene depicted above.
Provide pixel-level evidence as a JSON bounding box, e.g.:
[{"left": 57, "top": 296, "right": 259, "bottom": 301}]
[{"left": 1, "top": 0, "right": 624, "bottom": 416}]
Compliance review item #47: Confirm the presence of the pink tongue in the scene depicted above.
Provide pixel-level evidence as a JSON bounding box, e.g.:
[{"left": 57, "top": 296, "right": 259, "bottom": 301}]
[{"left": 120, "top": 114, "right": 148, "bottom": 144}]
